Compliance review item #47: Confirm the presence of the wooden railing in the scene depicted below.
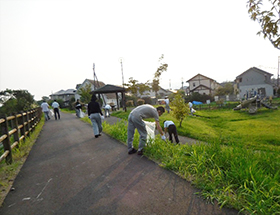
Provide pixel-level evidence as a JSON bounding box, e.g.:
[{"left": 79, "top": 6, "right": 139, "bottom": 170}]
[{"left": 0, "top": 108, "right": 42, "bottom": 164}]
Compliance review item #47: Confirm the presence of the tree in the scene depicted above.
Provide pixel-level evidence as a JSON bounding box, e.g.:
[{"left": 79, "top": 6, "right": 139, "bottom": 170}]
[
  {"left": 138, "top": 81, "right": 151, "bottom": 96},
  {"left": 247, "top": 0, "right": 280, "bottom": 49},
  {"left": 215, "top": 82, "right": 234, "bottom": 96},
  {"left": 152, "top": 54, "right": 168, "bottom": 99},
  {"left": 124, "top": 77, "right": 139, "bottom": 97},
  {"left": 171, "top": 93, "right": 188, "bottom": 127},
  {"left": 0, "top": 89, "right": 35, "bottom": 115},
  {"left": 77, "top": 83, "right": 92, "bottom": 104}
]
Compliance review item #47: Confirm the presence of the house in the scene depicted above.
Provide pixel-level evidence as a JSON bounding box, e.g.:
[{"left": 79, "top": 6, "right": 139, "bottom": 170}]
[
  {"left": 235, "top": 67, "right": 274, "bottom": 98},
  {"left": 186, "top": 74, "right": 221, "bottom": 95},
  {"left": 50, "top": 89, "right": 76, "bottom": 106},
  {"left": 75, "top": 79, "right": 118, "bottom": 106}
]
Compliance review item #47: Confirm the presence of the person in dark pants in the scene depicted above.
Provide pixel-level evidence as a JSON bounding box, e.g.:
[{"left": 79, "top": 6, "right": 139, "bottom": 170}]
[
  {"left": 51, "top": 100, "right": 60, "bottom": 120},
  {"left": 88, "top": 94, "right": 104, "bottom": 138},
  {"left": 163, "top": 120, "right": 180, "bottom": 144}
]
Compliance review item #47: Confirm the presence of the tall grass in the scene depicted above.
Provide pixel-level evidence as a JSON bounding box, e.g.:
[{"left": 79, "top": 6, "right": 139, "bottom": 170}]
[{"left": 107, "top": 108, "right": 280, "bottom": 214}]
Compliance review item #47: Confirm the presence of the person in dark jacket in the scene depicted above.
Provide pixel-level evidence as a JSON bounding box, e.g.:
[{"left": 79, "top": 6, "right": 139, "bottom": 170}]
[{"left": 88, "top": 94, "right": 104, "bottom": 138}]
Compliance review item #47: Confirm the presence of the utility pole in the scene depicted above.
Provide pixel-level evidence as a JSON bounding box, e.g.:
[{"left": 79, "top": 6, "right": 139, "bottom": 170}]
[
  {"left": 119, "top": 58, "right": 126, "bottom": 111},
  {"left": 119, "top": 58, "right": 124, "bottom": 89}
]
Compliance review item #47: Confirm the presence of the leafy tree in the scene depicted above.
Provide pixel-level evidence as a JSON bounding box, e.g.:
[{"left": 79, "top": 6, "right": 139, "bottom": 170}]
[
  {"left": 152, "top": 54, "right": 168, "bottom": 99},
  {"left": 0, "top": 89, "right": 35, "bottom": 115},
  {"left": 185, "top": 92, "right": 213, "bottom": 103},
  {"left": 215, "top": 82, "right": 234, "bottom": 96},
  {"left": 138, "top": 81, "right": 151, "bottom": 96},
  {"left": 77, "top": 83, "right": 92, "bottom": 104},
  {"left": 171, "top": 93, "right": 188, "bottom": 127},
  {"left": 124, "top": 77, "right": 139, "bottom": 97},
  {"left": 247, "top": 0, "right": 280, "bottom": 49}
]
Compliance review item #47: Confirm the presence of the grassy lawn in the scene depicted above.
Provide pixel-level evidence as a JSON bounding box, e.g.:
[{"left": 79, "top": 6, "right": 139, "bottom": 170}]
[
  {"left": 108, "top": 105, "right": 280, "bottom": 214},
  {"left": 112, "top": 106, "right": 280, "bottom": 153}
]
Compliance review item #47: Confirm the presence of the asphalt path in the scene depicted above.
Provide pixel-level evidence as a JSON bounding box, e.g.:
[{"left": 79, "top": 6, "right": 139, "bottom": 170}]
[{"left": 0, "top": 112, "right": 239, "bottom": 215}]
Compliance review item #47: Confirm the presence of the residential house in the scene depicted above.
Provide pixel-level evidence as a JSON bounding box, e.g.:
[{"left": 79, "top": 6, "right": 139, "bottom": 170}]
[
  {"left": 235, "top": 67, "right": 274, "bottom": 98},
  {"left": 186, "top": 74, "right": 221, "bottom": 95},
  {"left": 50, "top": 89, "right": 76, "bottom": 106}
]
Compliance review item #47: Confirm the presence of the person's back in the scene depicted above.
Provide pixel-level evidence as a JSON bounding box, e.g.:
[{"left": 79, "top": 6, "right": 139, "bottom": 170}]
[
  {"left": 41, "top": 102, "right": 49, "bottom": 112},
  {"left": 52, "top": 100, "right": 60, "bottom": 120},
  {"left": 52, "top": 101, "right": 59, "bottom": 108},
  {"left": 130, "top": 104, "right": 159, "bottom": 121}
]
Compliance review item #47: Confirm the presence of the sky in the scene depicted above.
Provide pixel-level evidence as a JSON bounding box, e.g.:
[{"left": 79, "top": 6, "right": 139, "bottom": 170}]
[{"left": 0, "top": 0, "right": 279, "bottom": 101}]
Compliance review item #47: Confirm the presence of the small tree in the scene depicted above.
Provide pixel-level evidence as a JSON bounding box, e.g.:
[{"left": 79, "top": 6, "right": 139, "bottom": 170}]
[
  {"left": 171, "top": 93, "right": 188, "bottom": 127},
  {"left": 77, "top": 83, "right": 92, "bottom": 104},
  {"left": 124, "top": 77, "right": 139, "bottom": 97},
  {"left": 152, "top": 54, "right": 168, "bottom": 99}
]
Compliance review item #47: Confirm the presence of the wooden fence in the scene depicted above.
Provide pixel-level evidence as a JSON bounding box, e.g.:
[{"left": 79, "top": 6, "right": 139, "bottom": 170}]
[{"left": 0, "top": 108, "right": 42, "bottom": 164}]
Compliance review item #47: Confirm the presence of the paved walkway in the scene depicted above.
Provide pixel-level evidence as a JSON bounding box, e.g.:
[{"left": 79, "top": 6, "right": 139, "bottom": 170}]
[{"left": 0, "top": 112, "right": 239, "bottom": 215}]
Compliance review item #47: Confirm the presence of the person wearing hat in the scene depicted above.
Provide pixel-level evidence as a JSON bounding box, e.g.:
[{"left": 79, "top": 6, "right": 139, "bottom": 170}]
[{"left": 87, "top": 94, "right": 104, "bottom": 138}]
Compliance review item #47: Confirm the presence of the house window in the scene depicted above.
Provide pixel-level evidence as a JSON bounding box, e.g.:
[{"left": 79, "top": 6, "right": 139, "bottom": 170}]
[
  {"left": 239, "top": 78, "right": 242, "bottom": 82},
  {"left": 193, "top": 83, "right": 196, "bottom": 87}
]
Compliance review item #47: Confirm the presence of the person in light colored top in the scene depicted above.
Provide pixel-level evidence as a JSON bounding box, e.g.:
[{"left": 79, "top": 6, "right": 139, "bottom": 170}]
[
  {"left": 164, "top": 96, "right": 170, "bottom": 113},
  {"left": 164, "top": 120, "right": 180, "bottom": 144},
  {"left": 41, "top": 101, "right": 50, "bottom": 121},
  {"left": 104, "top": 104, "right": 111, "bottom": 117},
  {"left": 51, "top": 100, "right": 60, "bottom": 120},
  {"left": 127, "top": 104, "right": 166, "bottom": 155}
]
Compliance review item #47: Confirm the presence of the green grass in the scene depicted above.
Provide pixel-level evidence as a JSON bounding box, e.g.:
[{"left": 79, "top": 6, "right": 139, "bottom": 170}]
[
  {"left": 112, "top": 107, "right": 280, "bottom": 153},
  {"left": 108, "top": 105, "right": 280, "bottom": 214}
]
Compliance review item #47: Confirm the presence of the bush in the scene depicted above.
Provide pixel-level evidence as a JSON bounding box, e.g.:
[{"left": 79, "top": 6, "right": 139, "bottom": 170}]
[
  {"left": 126, "top": 100, "right": 134, "bottom": 107},
  {"left": 137, "top": 99, "right": 145, "bottom": 106}
]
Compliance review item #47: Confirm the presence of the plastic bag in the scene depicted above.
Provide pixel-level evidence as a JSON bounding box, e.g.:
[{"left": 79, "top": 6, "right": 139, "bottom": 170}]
[
  {"left": 143, "top": 120, "right": 155, "bottom": 140},
  {"left": 49, "top": 109, "right": 54, "bottom": 117},
  {"left": 79, "top": 109, "right": 86, "bottom": 118}
]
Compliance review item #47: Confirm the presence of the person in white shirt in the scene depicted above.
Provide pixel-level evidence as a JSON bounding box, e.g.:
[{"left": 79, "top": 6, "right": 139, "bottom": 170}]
[
  {"left": 164, "top": 96, "right": 170, "bottom": 113},
  {"left": 51, "top": 100, "right": 60, "bottom": 120},
  {"left": 41, "top": 101, "right": 50, "bottom": 121},
  {"left": 104, "top": 104, "right": 111, "bottom": 117},
  {"left": 164, "top": 120, "right": 180, "bottom": 144}
]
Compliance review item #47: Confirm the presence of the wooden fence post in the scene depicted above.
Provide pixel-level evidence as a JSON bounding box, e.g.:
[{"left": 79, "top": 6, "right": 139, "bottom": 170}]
[
  {"left": 26, "top": 111, "right": 30, "bottom": 137},
  {"left": 13, "top": 113, "right": 20, "bottom": 148},
  {"left": 1, "top": 115, "right": 12, "bottom": 164},
  {"left": 20, "top": 112, "right": 26, "bottom": 141}
]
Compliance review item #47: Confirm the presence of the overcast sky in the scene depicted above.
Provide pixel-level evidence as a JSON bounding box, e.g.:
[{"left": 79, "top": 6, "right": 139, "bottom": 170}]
[{"left": 0, "top": 0, "right": 279, "bottom": 100}]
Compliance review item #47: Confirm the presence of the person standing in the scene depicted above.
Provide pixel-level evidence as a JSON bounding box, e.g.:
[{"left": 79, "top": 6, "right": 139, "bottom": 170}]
[
  {"left": 164, "top": 96, "right": 170, "bottom": 113},
  {"left": 188, "top": 102, "right": 193, "bottom": 116},
  {"left": 51, "top": 99, "right": 60, "bottom": 120},
  {"left": 88, "top": 94, "right": 104, "bottom": 138},
  {"left": 127, "top": 104, "right": 166, "bottom": 155},
  {"left": 41, "top": 101, "right": 50, "bottom": 121},
  {"left": 164, "top": 120, "right": 180, "bottom": 144}
]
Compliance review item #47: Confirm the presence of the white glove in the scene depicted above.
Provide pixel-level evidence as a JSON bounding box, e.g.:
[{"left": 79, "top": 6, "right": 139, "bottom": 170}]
[
  {"left": 101, "top": 115, "right": 105, "bottom": 120},
  {"left": 161, "top": 135, "right": 166, "bottom": 140}
]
